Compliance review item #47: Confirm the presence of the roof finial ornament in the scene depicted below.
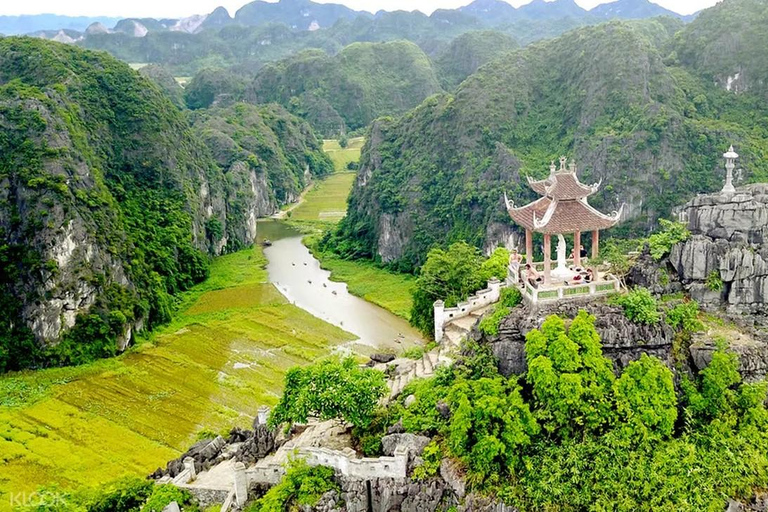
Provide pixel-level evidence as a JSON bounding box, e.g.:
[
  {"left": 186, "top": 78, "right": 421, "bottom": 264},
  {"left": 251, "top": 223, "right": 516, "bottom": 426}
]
[
  {"left": 550, "top": 160, "right": 556, "bottom": 176},
  {"left": 559, "top": 156, "right": 567, "bottom": 172}
]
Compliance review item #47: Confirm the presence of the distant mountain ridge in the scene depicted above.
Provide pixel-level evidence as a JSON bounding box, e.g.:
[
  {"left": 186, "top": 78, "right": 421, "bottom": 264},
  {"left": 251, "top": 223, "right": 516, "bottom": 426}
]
[
  {"left": 13, "top": 0, "right": 692, "bottom": 39},
  {"left": 0, "top": 14, "right": 121, "bottom": 35}
]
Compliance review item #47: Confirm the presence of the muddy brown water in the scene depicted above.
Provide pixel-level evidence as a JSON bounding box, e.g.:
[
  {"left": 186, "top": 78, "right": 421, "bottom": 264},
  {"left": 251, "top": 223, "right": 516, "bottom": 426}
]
[{"left": 258, "top": 220, "right": 424, "bottom": 354}]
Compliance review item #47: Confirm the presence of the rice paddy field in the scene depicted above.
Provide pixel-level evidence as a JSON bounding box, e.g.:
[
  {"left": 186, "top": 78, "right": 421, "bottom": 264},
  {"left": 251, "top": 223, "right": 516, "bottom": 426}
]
[
  {"left": 0, "top": 248, "right": 354, "bottom": 509},
  {"left": 290, "top": 172, "right": 357, "bottom": 223},
  {"left": 323, "top": 137, "right": 365, "bottom": 172}
]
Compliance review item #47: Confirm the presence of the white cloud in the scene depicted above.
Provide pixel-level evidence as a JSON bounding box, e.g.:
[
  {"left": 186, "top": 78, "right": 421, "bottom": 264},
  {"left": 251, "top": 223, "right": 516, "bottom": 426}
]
[{"left": 0, "top": 0, "right": 720, "bottom": 19}]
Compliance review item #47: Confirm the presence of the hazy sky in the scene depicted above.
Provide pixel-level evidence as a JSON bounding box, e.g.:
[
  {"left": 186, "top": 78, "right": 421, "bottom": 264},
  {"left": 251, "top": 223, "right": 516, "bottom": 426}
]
[{"left": 0, "top": 0, "right": 719, "bottom": 18}]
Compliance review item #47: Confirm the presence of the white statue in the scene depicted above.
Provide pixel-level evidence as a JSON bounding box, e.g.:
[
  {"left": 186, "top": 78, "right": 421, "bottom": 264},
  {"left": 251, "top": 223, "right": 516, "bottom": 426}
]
[{"left": 551, "top": 234, "right": 573, "bottom": 280}]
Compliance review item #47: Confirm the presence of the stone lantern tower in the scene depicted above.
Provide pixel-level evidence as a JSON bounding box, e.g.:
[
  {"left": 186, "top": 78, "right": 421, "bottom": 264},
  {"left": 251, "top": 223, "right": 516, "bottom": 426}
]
[{"left": 722, "top": 145, "right": 738, "bottom": 195}]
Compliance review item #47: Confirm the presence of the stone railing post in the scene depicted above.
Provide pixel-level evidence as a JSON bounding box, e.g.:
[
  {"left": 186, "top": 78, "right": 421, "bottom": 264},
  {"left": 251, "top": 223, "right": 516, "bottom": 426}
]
[
  {"left": 234, "top": 462, "right": 248, "bottom": 507},
  {"left": 257, "top": 406, "right": 270, "bottom": 426},
  {"left": 434, "top": 300, "right": 445, "bottom": 343},
  {"left": 183, "top": 457, "right": 196, "bottom": 481},
  {"left": 488, "top": 278, "right": 501, "bottom": 302}
]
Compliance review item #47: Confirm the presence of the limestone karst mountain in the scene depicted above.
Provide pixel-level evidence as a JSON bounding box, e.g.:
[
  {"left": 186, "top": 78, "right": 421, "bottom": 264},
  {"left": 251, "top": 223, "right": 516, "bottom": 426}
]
[
  {"left": 434, "top": 30, "right": 518, "bottom": 89},
  {"left": 0, "top": 38, "right": 330, "bottom": 372},
  {"left": 326, "top": 17, "right": 768, "bottom": 270},
  {"left": 248, "top": 40, "right": 443, "bottom": 136}
]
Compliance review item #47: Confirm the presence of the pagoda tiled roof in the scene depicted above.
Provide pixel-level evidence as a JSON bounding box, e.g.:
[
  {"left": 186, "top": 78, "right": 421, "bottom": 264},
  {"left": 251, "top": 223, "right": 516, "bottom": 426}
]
[
  {"left": 527, "top": 172, "right": 599, "bottom": 200},
  {"left": 507, "top": 196, "right": 622, "bottom": 234}
]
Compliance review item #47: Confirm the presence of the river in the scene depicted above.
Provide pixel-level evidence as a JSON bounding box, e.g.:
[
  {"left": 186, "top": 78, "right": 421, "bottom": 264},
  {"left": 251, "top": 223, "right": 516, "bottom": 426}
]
[{"left": 257, "top": 220, "right": 424, "bottom": 353}]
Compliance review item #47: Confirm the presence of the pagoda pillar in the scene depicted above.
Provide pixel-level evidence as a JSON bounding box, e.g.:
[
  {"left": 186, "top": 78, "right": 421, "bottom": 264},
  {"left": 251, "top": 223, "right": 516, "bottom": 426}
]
[
  {"left": 592, "top": 230, "right": 600, "bottom": 260},
  {"left": 543, "top": 234, "right": 551, "bottom": 284},
  {"left": 574, "top": 230, "right": 581, "bottom": 268},
  {"left": 525, "top": 229, "right": 533, "bottom": 265}
]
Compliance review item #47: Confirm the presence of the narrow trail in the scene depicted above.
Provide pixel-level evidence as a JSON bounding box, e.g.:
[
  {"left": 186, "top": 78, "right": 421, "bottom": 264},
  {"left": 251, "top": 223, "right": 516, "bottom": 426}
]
[{"left": 270, "top": 182, "right": 314, "bottom": 219}]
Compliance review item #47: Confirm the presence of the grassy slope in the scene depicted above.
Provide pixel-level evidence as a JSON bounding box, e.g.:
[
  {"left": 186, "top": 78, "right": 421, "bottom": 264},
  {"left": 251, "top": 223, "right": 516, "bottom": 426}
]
[
  {"left": 293, "top": 138, "right": 416, "bottom": 320},
  {"left": 0, "top": 248, "right": 353, "bottom": 507}
]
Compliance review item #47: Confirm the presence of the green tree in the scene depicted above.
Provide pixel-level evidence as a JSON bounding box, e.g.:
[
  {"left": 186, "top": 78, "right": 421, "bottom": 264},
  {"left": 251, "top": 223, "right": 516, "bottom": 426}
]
[
  {"left": 525, "top": 312, "right": 616, "bottom": 438},
  {"left": 270, "top": 357, "right": 387, "bottom": 429},
  {"left": 410, "top": 242, "right": 485, "bottom": 336},
  {"left": 447, "top": 377, "right": 539, "bottom": 485},
  {"left": 611, "top": 287, "right": 661, "bottom": 325},
  {"left": 479, "top": 247, "right": 510, "bottom": 282},
  {"left": 647, "top": 219, "right": 691, "bottom": 261},
  {"left": 246, "top": 460, "right": 338, "bottom": 512},
  {"left": 613, "top": 354, "right": 677, "bottom": 440}
]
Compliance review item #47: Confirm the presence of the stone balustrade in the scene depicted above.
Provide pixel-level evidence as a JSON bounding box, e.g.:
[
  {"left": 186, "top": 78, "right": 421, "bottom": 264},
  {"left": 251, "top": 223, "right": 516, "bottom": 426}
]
[{"left": 433, "top": 278, "right": 505, "bottom": 342}]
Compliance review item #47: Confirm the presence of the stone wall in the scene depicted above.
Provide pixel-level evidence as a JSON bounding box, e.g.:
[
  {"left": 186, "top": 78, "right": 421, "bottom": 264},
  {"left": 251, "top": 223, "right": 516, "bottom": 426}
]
[{"left": 434, "top": 279, "right": 504, "bottom": 342}]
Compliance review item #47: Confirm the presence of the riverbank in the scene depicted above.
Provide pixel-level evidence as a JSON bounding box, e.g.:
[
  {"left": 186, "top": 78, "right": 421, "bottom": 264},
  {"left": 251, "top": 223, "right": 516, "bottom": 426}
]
[
  {"left": 303, "top": 235, "right": 415, "bottom": 321},
  {"left": 0, "top": 246, "right": 355, "bottom": 508}
]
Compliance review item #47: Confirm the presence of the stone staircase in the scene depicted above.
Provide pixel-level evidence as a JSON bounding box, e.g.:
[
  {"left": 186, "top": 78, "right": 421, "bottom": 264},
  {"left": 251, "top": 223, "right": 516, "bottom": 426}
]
[{"left": 387, "top": 306, "right": 491, "bottom": 400}]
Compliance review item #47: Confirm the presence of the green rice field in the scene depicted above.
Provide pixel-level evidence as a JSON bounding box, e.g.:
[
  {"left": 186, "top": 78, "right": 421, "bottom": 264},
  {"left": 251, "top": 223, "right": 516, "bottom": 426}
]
[{"left": 0, "top": 248, "right": 354, "bottom": 509}]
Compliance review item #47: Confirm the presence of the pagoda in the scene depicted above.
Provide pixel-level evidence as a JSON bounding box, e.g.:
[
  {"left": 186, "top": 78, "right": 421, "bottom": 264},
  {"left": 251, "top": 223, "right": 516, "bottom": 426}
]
[{"left": 505, "top": 156, "right": 623, "bottom": 286}]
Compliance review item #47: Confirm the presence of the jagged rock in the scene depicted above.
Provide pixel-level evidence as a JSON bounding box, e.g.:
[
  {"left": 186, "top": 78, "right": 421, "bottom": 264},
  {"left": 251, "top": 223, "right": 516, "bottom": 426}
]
[
  {"left": 228, "top": 426, "right": 251, "bottom": 443},
  {"left": 440, "top": 458, "right": 467, "bottom": 499},
  {"left": 381, "top": 433, "right": 430, "bottom": 458},
  {"left": 155, "top": 436, "right": 228, "bottom": 477},
  {"left": 339, "top": 477, "right": 446, "bottom": 512},
  {"left": 236, "top": 420, "right": 276, "bottom": 463},
  {"left": 162, "top": 502, "right": 181, "bottom": 512},
  {"left": 387, "top": 419, "right": 405, "bottom": 434},
  {"left": 436, "top": 401, "right": 451, "bottom": 420},
  {"left": 371, "top": 353, "right": 397, "bottom": 364},
  {"left": 457, "top": 494, "right": 514, "bottom": 512},
  {"left": 690, "top": 333, "right": 768, "bottom": 383},
  {"left": 305, "top": 490, "right": 343, "bottom": 512},
  {"left": 627, "top": 245, "right": 684, "bottom": 295},
  {"left": 485, "top": 301, "right": 675, "bottom": 376},
  {"left": 672, "top": 184, "right": 768, "bottom": 318}
]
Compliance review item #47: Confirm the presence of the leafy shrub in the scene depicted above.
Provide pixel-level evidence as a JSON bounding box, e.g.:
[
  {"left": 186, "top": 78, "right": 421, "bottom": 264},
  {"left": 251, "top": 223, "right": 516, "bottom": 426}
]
[
  {"left": 410, "top": 242, "right": 485, "bottom": 337},
  {"left": 448, "top": 377, "right": 538, "bottom": 484},
  {"left": 613, "top": 354, "right": 677, "bottom": 440},
  {"left": 706, "top": 270, "right": 724, "bottom": 291},
  {"left": 647, "top": 219, "right": 690, "bottom": 261},
  {"left": 141, "top": 485, "right": 195, "bottom": 512},
  {"left": 479, "top": 247, "right": 510, "bottom": 282},
  {"left": 665, "top": 300, "right": 704, "bottom": 333},
  {"left": 246, "top": 460, "right": 338, "bottom": 512},
  {"left": 478, "top": 306, "right": 510, "bottom": 336},
  {"left": 611, "top": 288, "right": 660, "bottom": 325},
  {"left": 86, "top": 477, "right": 154, "bottom": 512},
  {"left": 402, "top": 346, "right": 425, "bottom": 360},
  {"left": 479, "top": 287, "right": 523, "bottom": 336},
  {"left": 525, "top": 312, "right": 616, "bottom": 438},
  {"left": 412, "top": 440, "right": 443, "bottom": 480},
  {"left": 270, "top": 357, "right": 387, "bottom": 429}
]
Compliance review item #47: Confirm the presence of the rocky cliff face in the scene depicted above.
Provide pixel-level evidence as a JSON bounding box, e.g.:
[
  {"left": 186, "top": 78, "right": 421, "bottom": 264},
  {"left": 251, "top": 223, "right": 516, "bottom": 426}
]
[
  {"left": 671, "top": 184, "right": 768, "bottom": 320},
  {"left": 481, "top": 300, "right": 676, "bottom": 377},
  {"left": 0, "top": 38, "right": 330, "bottom": 370}
]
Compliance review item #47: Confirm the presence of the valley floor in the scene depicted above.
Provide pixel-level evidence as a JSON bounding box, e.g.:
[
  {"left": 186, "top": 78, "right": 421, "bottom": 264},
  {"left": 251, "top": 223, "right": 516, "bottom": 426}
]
[
  {"left": 0, "top": 246, "right": 355, "bottom": 509},
  {"left": 0, "top": 137, "right": 418, "bottom": 508}
]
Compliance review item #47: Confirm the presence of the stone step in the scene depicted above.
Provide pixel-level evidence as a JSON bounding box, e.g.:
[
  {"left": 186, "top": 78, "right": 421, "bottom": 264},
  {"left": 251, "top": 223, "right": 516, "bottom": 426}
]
[
  {"left": 449, "top": 315, "right": 477, "bottom": 332},
  {"left": 422, "top": 352, "right": 434, "bottom": 374}
]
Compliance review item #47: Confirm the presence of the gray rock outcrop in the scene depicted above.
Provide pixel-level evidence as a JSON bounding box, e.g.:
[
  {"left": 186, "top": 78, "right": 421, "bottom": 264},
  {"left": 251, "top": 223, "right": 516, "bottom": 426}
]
[
  {"left": 671, "top": 184, "right": 768, "bottom": 321},
  {"left": 484, "top": 301, "right": 675, "bottom": 377}
]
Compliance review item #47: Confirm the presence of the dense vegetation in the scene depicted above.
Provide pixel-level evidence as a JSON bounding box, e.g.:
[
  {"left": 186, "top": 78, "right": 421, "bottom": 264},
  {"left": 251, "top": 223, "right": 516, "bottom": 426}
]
[
  {"left": 351, "top": 310, "right": 768, "bottom": 509},
  {"left": 408, "top": 242, "right": 509, "bottom": 336},
  {"left": 434, "top": 30, "right": 518, "bottom": 89},
  {"left": 0, "top": 38, "right": 330, "bottom": 372},
  {"left": 327, "top": 7, "right": 768, "bottom": 270},
  {"left": 247, "top": 41, "right": 443, "bottom": 136}
]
